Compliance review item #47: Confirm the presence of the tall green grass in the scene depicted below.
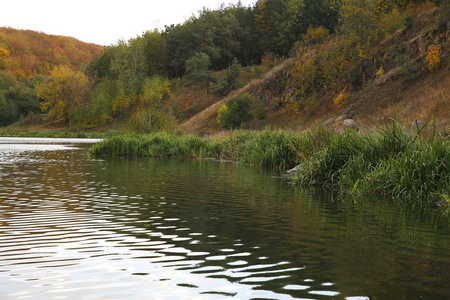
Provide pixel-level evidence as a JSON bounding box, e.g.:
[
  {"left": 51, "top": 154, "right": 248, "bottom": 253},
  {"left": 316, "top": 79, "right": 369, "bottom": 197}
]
[
  {"left": 291, "top": 120, "right": 450, "bottom": 202},
  {"left": 89, "top": 128, "right": 322, "bottom": 168},
  {"left": 90, "top": 122, "right": 449, "bottom": 203}
]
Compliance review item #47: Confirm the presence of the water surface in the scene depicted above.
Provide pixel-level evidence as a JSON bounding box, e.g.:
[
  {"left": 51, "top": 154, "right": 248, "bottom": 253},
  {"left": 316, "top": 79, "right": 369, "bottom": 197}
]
[{"left": 0, "top": 137, "right": 449, "bottom": 299}]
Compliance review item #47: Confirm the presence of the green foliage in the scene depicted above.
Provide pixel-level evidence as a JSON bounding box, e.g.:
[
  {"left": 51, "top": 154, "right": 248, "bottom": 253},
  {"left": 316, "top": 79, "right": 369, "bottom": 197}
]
[
  {"left": 129, "top": 76, "right": 175, "bottom": 133},
  {"left": 0, "top": 72, "right": 16, "bottom": 90},
  {"left": 237, "top": 128, "right": 299, "bottom": 168},
  {"left": 217, "top": 93, "right": 254, "bottom": 129},
  {"left": 90, "top": 121, "right": 450, "bottom": 202},
  {"left": 130, "top": 106, "right": 177, "bottom": 134},
  {"left": 0, "top": 72, "right": 40, "bottom": 126},
  {"left": 71, "top": 91, "right": 112, "bottom": 129},
  {"left": 394, "top": 54, "right": 408, "bottom": 67},
  {"left": 185, "top": 52, "right": 215, "bottom": 94},
  {"left": 110, "top": 38, "right": 147, "bottom": 94},
  {"left": 140, "top": 76, "right": 171, "bottom": 106},
  {"left": 143, "top": 30, "right": 167, "bottom": 76},
  {"left": 398, "top": 60, "right": 421, "bottom": 83},
  {"left": 86, "top": 48, "right": 115, "bottom": 80},
  {"left": 0, "top": 92, "right": 18, "bottom": 126},
  {"left": 89, "top": 132, "right": 212, "bottom": 158},
  {"left": 213, "top": 58, "right": 242, "bottom": 96},
  {"left": 292, "top": 119, "right": 450, "bottom": 201},
  {"left": 4, "top": 82, "right": 40, "bottom": 116}
]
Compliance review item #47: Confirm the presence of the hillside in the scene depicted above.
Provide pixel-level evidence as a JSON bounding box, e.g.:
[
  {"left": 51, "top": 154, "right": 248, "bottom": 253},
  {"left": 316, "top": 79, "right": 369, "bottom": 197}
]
[
  {"left": 0, "top": 27, "right": 103, "bottom": 77},
  {"left": 1, "top": 4, "right": 449, "bottom": 136},
  {"left": 180, "top": 7, "right": 450, "bottom": 135}
]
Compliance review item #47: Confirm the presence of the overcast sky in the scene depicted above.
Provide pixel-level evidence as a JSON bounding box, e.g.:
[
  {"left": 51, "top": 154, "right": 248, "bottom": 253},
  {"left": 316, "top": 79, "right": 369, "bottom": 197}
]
[{"left": 1, "top": 0, "right": 255, "bottom": 46}]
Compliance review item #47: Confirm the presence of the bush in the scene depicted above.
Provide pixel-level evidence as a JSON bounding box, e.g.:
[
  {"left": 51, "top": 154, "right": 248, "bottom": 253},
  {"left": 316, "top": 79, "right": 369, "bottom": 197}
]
[
  {"left": 131, "top": 106, "right": 177, "bottom": 134},
  {"left": 426, "top": 44, "right": 442, "bottom": 72},
  {"left": 217, "top": 93, "right": 254, "bottom": 129}
]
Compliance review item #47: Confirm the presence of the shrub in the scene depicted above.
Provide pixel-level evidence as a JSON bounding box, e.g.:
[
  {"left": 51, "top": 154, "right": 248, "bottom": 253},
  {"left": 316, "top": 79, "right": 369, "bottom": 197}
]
[
  {"left": 217, "top": 93, "right": 254, "bottom": 129},
  {"left": 426, "top": 44, "right": 442, "bottom": 72},
  {"left": 131, "top": 106, "right": 177, "bottom": 133},
  {"left": 376, "top": 65, "right": 385, "bottom": 77},
  {"left": 213, "top": 58, "right": 242, "bottom": 96},
  {"left": 302, "top": 26, "right": 330, "bottom": 45},
  {"left": 333, "top": 90, "right": 348, "bottom": 108}
]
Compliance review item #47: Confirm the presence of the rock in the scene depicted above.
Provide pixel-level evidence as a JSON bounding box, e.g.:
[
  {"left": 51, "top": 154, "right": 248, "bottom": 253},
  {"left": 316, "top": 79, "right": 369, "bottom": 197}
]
[
  {"left": 343, "top": 119, "right": 359, "bottom": 131},
  {"left": 322, "top": 117, "right": 335, "bottom": 127},
  {"left": 286, "top": 164, "right": 302, "bottom": 174}
]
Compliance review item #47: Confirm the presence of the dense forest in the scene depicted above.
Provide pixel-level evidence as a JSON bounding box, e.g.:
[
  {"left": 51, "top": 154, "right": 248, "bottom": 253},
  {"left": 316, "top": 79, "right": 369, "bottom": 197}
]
[{"left": 0, "top": 0, "right": 448, "bottom": 129}]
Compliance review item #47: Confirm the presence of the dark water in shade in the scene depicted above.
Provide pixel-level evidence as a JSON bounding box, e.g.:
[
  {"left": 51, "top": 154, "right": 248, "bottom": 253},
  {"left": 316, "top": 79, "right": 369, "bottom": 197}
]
[{"left": 0, "top": 138, "right": 450, "bottom": 300}]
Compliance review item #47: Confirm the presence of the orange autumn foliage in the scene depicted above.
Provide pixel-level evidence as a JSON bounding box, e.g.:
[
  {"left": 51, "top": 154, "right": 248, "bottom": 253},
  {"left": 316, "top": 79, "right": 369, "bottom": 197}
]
[{"left": 0, "top": 27, "right": 103, "bottom": 78}]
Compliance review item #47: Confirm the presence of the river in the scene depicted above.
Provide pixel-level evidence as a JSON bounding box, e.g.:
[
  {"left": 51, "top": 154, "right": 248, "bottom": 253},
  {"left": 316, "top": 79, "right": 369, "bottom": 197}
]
[{"left": 0, "top": 137, "right": 449, "bottom": 300}]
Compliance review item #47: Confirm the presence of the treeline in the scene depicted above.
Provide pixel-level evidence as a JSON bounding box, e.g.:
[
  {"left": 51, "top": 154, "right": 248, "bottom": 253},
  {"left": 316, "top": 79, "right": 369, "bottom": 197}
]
[
  {"left": 1, "top": 0, "right": 446, "bottom": 129},
  {"left": 0, "top": 28, "right": 104, "bottom": 126},
  {"left": 88, "top": 0, "right": 341, "bottom": 81}
]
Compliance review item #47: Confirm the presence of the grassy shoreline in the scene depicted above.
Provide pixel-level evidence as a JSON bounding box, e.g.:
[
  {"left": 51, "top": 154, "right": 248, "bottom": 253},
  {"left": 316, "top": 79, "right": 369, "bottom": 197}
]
[
  {"left": 89, "top": 123, "right": 449, "bottom": 204},
  {"left": 0, "top": 129, "right": 121, "bottom": 139}
]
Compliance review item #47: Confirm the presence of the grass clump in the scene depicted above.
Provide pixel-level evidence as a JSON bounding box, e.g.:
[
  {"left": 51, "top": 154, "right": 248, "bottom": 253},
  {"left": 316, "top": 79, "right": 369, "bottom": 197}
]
[
  {"left": 291, "top": 120, "right": 450, "bottom": 202},
  {"left": 89, "top": 127, "right": 326, "bottom": 169},
  {"left": 89, "top": 132, "right": 214, "bottom": 158},
  {"left": 90, "top": 121, "right": 449, "bottom": 202}
]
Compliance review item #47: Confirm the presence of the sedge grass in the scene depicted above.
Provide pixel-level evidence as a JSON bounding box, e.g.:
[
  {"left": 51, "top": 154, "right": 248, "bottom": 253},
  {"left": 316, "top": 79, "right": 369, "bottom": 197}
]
[{"left": 90, "top": 122, "right": 449, "bottom": 203}]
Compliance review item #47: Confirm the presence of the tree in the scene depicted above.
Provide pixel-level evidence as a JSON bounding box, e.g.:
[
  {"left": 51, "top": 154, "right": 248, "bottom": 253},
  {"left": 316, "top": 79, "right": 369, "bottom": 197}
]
[
  {"left": 36, "top": 65, "right": 90, "bottom": 123},
  {"left": 0, "top": 91, "right": 18, "bottom": 126},
  {"left": 4, "top": 81, "right": 40, "bottom": 116},
  {"left": 0, "top": 72, "right": 41, "bottom": 126},
  {"left": 86, "top": 48, "right": 115, "bottom": 81},
  {"left": 143, "top": 30, "right": 167, "bottom": 76},
  {"left": 0, "top": 45, "right": 10, "bottom": 71},
  {"left": 215, "top": 10, "right": 243, "bottom": 68},
  {"left": 338, "top": 0, "right": 381, "bottom": 48},
  {"left": 213, "top": 58, "right": 242, "bottom": 95},
  {"left": 110, "top": 37, "right": 147, "bottom": 94},
  {"left": 185, "top": 52, "right": 215, "bottom": 94},
  {"left": 217, "top": 93, "right": 254, "bottom": 129}
]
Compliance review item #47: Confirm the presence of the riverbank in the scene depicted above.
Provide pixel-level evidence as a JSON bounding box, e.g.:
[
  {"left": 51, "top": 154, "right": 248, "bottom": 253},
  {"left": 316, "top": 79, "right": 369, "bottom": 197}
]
[
  {"left": 90, "top": 122, "right": 449, "bottom": 204},
  {"left": 0, "top": 129, "right": 120, "bottom": 139}
]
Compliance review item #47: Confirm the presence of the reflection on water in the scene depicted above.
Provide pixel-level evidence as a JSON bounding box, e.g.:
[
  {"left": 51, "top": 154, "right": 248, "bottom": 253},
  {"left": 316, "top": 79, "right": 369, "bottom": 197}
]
[{"left": 0, "top": 138, "right": 449, "bottom": 300}]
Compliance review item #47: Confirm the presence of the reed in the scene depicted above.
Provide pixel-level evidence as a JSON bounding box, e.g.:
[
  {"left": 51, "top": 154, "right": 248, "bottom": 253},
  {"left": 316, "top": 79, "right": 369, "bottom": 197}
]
[
  {"left": 291, "top": 119, "right": 450, "bottom": 202},
  {"left": 90, "top": 122, "right": 449, "bottom": 202}
]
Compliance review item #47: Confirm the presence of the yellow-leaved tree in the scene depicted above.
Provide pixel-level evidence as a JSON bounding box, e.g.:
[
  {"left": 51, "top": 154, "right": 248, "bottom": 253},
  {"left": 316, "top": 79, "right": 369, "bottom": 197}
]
[{"left": 36, "top": 65, "right": 90, "bottom": 123}]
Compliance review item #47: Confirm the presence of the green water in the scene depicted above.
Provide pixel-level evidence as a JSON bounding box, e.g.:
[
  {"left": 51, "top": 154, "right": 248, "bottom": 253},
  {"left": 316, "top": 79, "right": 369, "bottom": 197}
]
[{"left": 0, "top": 138, "right": 449, "bottom": 299}]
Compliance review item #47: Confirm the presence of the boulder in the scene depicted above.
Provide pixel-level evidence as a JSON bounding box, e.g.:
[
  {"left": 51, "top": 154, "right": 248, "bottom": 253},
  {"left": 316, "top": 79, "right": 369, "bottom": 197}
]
[{"left": 343, "top": 119, "right": 359, "bottom": 131}]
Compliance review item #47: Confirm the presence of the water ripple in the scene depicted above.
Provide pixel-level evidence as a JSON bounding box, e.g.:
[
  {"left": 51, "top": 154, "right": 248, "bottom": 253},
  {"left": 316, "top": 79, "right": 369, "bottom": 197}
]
[{"left": 1, "top": 139, "right": 449, "bottom": 299}]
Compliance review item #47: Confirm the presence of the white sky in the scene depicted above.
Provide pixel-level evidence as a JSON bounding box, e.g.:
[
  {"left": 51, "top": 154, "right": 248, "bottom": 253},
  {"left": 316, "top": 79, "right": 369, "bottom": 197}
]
[{"left": 1, "top": 0, "right": 255, "bottom": 46}]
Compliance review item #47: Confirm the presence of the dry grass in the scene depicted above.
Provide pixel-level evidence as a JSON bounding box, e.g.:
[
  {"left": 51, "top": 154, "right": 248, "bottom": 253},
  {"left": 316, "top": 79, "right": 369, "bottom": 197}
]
[
  {"left": 359, "top": 65, "right": 450, "bottom": 132},
  {"left": 179, "top": 59, "right": 296, "bottom": 134}
]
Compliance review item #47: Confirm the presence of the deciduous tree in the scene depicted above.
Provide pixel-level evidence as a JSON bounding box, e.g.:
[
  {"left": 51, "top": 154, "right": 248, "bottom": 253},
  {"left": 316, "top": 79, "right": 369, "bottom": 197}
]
[{"left": 36, "top": 65, "right": 90, "bottom": 122}]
